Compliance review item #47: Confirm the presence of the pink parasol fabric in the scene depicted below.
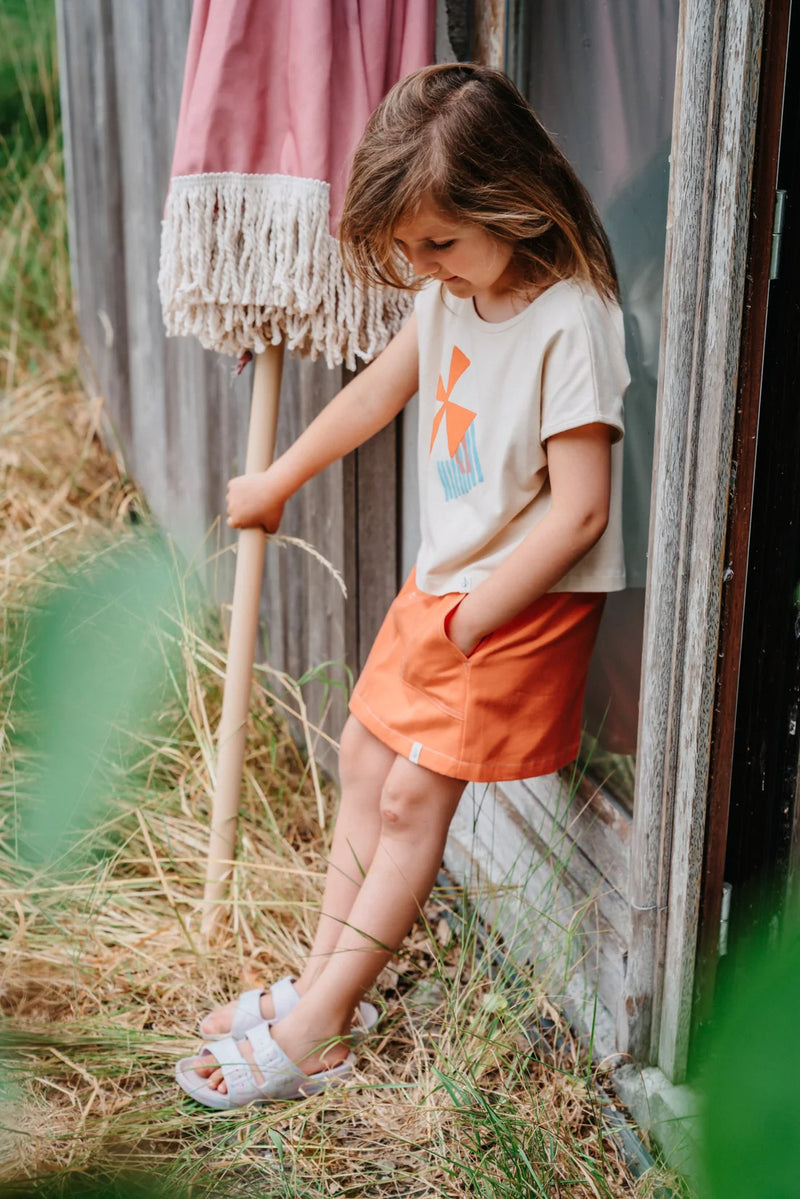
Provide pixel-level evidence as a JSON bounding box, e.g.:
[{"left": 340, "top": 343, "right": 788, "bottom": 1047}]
[{"left": 159, "top": 0, "right": 435, "bottom": 367}]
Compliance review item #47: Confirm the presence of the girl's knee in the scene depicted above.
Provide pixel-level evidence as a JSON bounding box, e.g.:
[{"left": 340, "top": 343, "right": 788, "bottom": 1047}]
[
  {"left": 378, "top": 778, "right": 428, "bottom": 834},
  {"left": 378, "top": 765, "right": 464, "bottom": 838}
]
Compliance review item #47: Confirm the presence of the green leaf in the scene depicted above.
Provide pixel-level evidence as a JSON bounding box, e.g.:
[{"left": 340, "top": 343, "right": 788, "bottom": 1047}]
[
  {"left": 699, "top": 921, "right": 800, "bottom": 1199},
  {"left": 17, "top": 535, "right": 184, "bottom": 867}
]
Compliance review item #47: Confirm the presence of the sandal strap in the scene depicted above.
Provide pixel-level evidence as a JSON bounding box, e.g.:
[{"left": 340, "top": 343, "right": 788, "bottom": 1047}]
[
  {"left": 230, "top": 988, "right": 267, "bottom": 1039},
  {"left": 211, "top": 1036, "right": 263, "bottom": 1106},
  {"left": 269, "top": 976, "right": 300, "bottom": 1022},
  {"left": 245, "top": 1021, "right": 356, "bottom": 1098},
  {"left": 244, "top": 1021, "right": 355, "bottom": 1099},
  {"left": 244, "top": 1016, "right": 326, "bottom": 1098},
  {"left": 245, "top": 1020, "right": 308, "bottom": 1090}
]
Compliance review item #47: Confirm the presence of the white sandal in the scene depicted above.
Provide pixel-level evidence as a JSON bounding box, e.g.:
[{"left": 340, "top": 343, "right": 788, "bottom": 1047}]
[
  {"left": 199, "top": 976, "right": 379, "bottom": 1042},
  {"left": 175, "top": 1021, "right": 355, "bottom": 1108}
]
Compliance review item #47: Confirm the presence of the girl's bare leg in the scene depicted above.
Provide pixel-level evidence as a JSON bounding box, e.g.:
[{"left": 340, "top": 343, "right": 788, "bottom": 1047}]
[
  {"left": 199, "top": 717, "right": 394, "bottom": 1036},
  {"left": 203, "top": 753, "right": 465, "bottom": 1090}
]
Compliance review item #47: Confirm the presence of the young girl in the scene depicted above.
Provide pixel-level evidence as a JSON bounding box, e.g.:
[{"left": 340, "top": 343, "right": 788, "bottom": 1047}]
[{"left": 176, "top": 63, "right": 628, "bottom": 1108}]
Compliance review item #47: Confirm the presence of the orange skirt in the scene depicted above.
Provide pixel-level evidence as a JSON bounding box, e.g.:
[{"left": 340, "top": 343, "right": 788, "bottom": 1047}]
[{"left": 349, "top": 570, "right": 605, "bottom": 782}]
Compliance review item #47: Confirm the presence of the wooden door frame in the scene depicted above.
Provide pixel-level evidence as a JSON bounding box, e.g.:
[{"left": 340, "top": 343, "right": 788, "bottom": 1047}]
[
  {"left": 620, "top": 0, "right": 767, "bottom": 1082},
  {"left": 693, "top": 0, "right": 792, "bottom": 1040},
  {"left": 717, "top": 0, "right": 800, "bottom": 942}
]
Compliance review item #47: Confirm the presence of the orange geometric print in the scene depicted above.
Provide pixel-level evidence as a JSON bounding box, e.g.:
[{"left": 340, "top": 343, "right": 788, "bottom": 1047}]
[{"left": 429, "top": 346, "right": 476, "bottom": 458}]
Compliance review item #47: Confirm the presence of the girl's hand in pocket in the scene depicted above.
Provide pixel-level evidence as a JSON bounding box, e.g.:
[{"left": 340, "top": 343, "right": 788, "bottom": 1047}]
[
  {"left": 226, "top": 472, "right": 285, "bottom": 532},
  {"left": 446, "top": 598, "right": 484, "bottom": 658}
]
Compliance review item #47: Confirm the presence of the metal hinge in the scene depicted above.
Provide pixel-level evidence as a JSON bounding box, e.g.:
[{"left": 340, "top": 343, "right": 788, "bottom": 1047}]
[
  {"left": 769, "top": 190, "right": 788, "bottom": 281},
  {"left": 719, "top": 881, "right": 732, "bottom": 956}
]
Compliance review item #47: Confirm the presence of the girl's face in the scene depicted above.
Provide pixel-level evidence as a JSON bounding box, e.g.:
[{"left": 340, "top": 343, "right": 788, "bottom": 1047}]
[{"left": 393, "top": 197, "right": 517, "bottom": 307}]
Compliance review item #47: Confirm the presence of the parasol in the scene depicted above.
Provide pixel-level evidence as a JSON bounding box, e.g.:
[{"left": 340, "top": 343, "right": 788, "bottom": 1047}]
[{"left": 159, "top": 0, "right": 435, "bottom": 933}]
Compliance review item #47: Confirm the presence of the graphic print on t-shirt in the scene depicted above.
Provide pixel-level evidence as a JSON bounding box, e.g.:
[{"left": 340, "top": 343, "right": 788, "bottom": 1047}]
[{"left": 430, "top": 345, "right": 484, "bottom": 502}]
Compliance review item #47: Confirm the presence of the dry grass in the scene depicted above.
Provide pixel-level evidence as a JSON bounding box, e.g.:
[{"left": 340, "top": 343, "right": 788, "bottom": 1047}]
[{"left": 0, "top": 352, "right": 687, "bottom": 1199}]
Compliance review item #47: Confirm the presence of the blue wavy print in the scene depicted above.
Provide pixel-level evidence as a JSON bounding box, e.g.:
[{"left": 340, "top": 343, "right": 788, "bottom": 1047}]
[{"left": 436, "top": 421, "right": 484, "bottom": 502}]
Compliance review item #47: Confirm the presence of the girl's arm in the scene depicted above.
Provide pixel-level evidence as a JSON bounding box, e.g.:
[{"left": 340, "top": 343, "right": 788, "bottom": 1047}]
[
  {"left": 448, "top": 423, "right": 612, "bottom": 655},
  {"left": 227, "top": 313, "right": 419, "bottom": 530}
]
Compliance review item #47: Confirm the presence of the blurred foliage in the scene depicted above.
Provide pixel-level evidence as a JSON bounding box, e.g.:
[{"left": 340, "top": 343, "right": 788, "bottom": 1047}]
[
  {"left": 12, "top": 534, "right": 187, "bottom": 867},
  {"left": 699, "top": 914, "right": 800, "bottom": 1199},
  {"left": 0, "top": 1169, "right": 213, "bottom": 1199}
]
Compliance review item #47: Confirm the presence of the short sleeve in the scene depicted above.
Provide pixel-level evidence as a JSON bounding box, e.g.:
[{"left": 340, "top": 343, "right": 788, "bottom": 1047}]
[{"left": 539, "top": 290, "right": 629, "bottom": 445}]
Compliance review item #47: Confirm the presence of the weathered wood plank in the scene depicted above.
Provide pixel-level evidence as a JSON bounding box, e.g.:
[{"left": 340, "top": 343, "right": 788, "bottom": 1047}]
[
  {"left": 453, "top": 789, "right": 628, "bottom": 1014},
  {"left": 505, "top": 775, "right": 631, "bottom": 902},
  {"left": 493, "top": 802, "right": 627, "bottom": 1024},
  {"left": 110, "top": 1, "right": 170, "bottom": 522},
  {"left": 263, "top": 355, "right": 350, "bottom": 777},
  {"left": 399, "top": 394, "right": 421, "bottom": 577},
  {"left": 471, "top": 0, "right": 505, "bottom": 68},
  {"left": 496, "top": 785, "right": 631, "bottom": 944},
  {"left": 447, "top": 784, "right": 623, "bottom": 1057},
  {"left": 656, "top": 0, "right": 765, "bottom": 1082},
  {"left": 445, "top": 833, "right": 621, "bottom": 1059},
  {"left": 57, "top": 0, "right": 132, "bottom": 449},
  {"left": 355, "top": 419, "right": 400, "bottom": 670}
]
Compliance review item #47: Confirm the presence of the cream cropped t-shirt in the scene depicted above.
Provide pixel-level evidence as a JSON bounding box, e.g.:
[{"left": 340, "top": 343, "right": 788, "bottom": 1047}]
[{"left": 414, "top": 278, "right": 629, "bottom": 596}]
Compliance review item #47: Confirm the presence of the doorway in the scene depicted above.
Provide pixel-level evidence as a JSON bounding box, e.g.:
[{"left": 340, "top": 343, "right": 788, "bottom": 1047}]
[{"left": 695, "top": 0, "right": 798, "bottom": 1050}]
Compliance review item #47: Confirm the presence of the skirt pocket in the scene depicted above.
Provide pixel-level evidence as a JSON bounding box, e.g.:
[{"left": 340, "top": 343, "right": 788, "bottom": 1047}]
[{"left": 398, "top": 592, "right": 468, "bottom": 721}]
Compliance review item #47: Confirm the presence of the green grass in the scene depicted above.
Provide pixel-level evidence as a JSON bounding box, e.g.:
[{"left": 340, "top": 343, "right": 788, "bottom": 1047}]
[
  {"left": 1, "top": 0, "right": 71, "bottom": 383},
  {"left": 0, "top": 0, "right": 56, "bottom": 166}
]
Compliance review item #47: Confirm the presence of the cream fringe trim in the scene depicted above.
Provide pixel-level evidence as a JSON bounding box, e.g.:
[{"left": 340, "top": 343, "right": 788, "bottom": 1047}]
[{"left": 158, "top": 172, "right": 411, "bottom": 369}]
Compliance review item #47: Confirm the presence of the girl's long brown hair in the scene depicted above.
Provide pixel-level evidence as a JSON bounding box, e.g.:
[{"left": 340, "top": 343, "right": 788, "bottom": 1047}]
[{"left": 340, "top": 63, "right": 619, "bottom": 301}]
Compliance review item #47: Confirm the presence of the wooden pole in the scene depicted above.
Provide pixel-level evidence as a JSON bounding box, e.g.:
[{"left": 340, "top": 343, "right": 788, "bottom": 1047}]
[{"left": 202, "top": 343, "right": 285, "bottom": 936}]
